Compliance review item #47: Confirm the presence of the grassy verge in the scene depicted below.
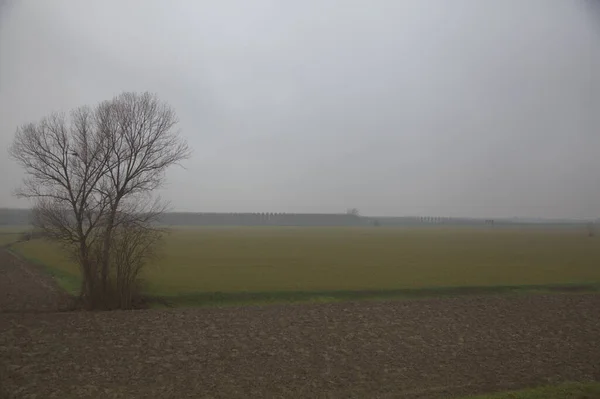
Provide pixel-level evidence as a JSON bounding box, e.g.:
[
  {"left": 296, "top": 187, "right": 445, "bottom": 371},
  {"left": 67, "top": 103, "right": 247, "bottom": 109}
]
[
  {"left": 150, "top": 283, "right": 600, "bottom": 308},
  {"left": 461, "top": 382, "right": 600, "bottom": 398}
]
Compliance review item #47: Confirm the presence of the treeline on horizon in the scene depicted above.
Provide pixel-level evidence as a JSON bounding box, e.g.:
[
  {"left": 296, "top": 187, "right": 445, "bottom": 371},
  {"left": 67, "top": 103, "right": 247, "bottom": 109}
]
[{"left": 0, "top": 208, "right": 591, "bottom": 227}]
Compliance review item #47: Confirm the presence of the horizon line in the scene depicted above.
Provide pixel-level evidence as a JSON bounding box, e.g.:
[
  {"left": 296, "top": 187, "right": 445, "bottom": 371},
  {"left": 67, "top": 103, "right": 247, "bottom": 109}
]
[{"left": 0, "top": 207, "right": 595, "bottom": 222}]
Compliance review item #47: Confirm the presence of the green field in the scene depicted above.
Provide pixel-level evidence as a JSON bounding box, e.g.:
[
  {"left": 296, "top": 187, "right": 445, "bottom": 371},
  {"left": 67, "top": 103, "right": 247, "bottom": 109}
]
[
  {"left": 10, "top": 226, "right": 600, "bottom": 304},
  {"left": 0, "top": 233, "right": 20, "bottom": 247},
  {"left": 0, "top": 226, "right": 28, "bottom": 247}
]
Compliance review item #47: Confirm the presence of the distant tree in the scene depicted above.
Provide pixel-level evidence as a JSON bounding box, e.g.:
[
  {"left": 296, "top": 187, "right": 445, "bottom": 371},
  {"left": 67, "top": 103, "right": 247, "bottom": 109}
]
[
  {"left": 587, "top": 222, "right": 596, "bottom": 237},
  {"left": 346, "top": 208, "right": 360, "bottom": 217},
  {"left": 10, "top": 92, "right": 191, "bottom": 310}
]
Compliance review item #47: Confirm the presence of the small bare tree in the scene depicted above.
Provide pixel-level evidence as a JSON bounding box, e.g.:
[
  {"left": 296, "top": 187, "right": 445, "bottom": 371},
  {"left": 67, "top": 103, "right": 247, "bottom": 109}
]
[
  {"left": 105, "top": 213, "right": 164, "bottom": 309},
  {"left": 346, "top": 208, "right": 360, "bottom": 217},
  {"left": 10, "top": 92, "right": 190, "bottom": 309}
]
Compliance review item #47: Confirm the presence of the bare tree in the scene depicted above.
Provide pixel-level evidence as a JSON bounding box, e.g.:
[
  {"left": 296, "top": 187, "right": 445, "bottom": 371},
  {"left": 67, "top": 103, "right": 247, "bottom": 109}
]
[
  {"left": 10, "top": 92, "right": 190, "bottom": 309},
  {"left": 346, "top": 208, "right": 360, "bottom": 217}
]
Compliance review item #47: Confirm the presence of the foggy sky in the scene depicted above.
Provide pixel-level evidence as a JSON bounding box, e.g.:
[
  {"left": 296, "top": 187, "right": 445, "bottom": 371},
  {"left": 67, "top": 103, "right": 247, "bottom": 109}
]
[{"left": 1, "top": 0, "right": 599, "bottom": 218}]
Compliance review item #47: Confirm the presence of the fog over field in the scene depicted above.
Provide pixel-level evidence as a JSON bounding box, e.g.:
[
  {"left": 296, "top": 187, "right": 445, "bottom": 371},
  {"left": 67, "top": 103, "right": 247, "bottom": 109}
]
[{"left": 1, "top": 0, "right": 599, "bottom": 219}]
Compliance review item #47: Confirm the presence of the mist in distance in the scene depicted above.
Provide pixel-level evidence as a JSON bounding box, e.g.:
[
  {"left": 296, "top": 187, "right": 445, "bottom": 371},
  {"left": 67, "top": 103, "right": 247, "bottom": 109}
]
[{"left": 0, "top": 0, "right": 599, "bottom": 219}]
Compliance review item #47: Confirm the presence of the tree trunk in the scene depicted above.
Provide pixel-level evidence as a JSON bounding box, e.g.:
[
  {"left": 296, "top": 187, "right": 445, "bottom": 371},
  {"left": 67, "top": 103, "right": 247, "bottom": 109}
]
[
  {"left": 100, "top": 207, "right": 118, "bottom": 307},
  {"left": 78, "top": 244, "right": 94, "bottom": 309}
]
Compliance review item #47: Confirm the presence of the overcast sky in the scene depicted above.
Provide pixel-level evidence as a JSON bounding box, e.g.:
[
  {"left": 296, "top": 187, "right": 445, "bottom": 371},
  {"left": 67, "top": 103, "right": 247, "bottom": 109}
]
[{"left": 1, "top": 1, "right": 599, "bottom": 218}]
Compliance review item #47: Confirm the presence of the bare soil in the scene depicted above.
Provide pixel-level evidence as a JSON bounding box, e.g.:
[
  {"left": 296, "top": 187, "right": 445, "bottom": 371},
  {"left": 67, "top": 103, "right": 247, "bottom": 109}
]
[
  {"left": 1, "top": 249, "right": 599, "bottom": 398},
  {"left": 0, "top": 249, "right": 72, "bottom": 314}
]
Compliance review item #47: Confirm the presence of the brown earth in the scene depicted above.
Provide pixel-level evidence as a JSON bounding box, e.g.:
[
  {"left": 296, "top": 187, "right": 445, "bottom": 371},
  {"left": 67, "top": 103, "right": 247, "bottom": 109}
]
[
  {"left": 1, "top": 249, "right": 599, "bottom": 398},
  {"left": 0, "top": 249, "right": 72, "bottom": 314}
]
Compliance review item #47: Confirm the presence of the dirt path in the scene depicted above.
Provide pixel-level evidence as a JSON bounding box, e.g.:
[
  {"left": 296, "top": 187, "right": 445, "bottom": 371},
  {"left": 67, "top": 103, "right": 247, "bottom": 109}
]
[
  {"left": 0, "top": 249, "right": 72, "bottom": 313},
  {"left": 1, "top": 294, "right": 599, "bottom": 398}
]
